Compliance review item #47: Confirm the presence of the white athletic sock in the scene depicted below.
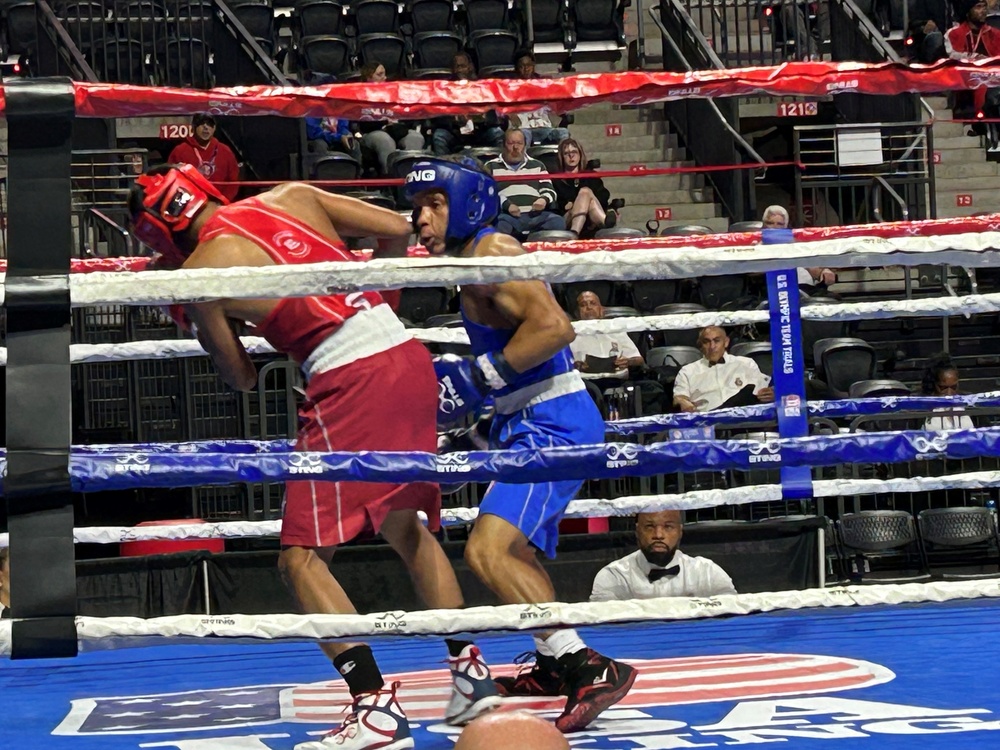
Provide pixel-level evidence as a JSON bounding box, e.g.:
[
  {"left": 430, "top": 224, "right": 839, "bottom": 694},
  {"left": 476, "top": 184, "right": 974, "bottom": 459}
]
[{"left": 541, "top": 629, "right": 587, "bottom": 660}]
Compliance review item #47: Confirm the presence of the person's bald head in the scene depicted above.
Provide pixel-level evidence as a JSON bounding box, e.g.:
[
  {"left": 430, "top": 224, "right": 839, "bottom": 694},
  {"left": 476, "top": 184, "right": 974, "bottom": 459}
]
[{"left": 455, "top": 711, "right": 570, "bottom": 750}]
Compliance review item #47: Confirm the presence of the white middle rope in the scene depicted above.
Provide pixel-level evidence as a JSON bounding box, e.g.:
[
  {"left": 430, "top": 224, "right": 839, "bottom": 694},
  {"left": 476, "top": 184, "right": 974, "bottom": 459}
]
[
  {"left": 7, "top": 291, "right": 1000, "bottom": 365},
  {"left": 6, "top": 470, "right": 996, "bottom": 547}
]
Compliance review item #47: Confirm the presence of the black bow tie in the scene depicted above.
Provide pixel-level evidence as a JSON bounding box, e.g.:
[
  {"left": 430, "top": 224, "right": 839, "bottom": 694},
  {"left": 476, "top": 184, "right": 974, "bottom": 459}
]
[{"left": 648, "top": 565, "right": 680, "bottom": 583}]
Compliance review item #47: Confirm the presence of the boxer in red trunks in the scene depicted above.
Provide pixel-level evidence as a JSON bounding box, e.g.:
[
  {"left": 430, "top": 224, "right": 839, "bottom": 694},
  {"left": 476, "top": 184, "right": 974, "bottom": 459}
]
[{"left": 128, "top": 164, "right": 499, "bottom": 750}]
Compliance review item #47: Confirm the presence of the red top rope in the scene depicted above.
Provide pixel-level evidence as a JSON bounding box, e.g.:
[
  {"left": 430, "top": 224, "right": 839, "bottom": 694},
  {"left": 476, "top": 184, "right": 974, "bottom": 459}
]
[
  {"left": 14, "top": 213, "right": 997, "bottom": 274},
  {"left": 0, "top": 59, "right": 990, "bottom": 119}
]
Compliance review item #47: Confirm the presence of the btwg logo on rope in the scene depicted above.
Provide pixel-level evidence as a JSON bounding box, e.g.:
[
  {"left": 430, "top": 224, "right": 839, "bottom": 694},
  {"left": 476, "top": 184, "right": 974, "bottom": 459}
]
[
  {"left": 114, "top": 453, "right": 151, "bottom": 474},
  {"left": 519, "top": 603, "right": 553, "bottom": 621},
  {"left": 747, "top": 439, "right": 782, "bottom": 464},
  {"left": 606, "top": 442, "right": 641, "bottom": 469},
  {"left": 373, "top": 611, "right": 407, "bottom": 631},
  {"left": 913, "top": 433, "right": 950, "bottom": 460},
  {"left": 436, "top": 452, "right": 472, "bottom": 473},
  {"left": 288, "top": 452, "right": 324, "bottom": 475}
]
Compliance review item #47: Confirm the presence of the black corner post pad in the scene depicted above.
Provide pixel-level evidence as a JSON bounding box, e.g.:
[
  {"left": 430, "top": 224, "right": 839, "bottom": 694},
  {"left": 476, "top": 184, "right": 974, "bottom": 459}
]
[
  {"left": 5, "top": 77, "right": 78, "bottom": 659},
  {"left": 11, "top": 617, "right": 79, "bottom": 660}
]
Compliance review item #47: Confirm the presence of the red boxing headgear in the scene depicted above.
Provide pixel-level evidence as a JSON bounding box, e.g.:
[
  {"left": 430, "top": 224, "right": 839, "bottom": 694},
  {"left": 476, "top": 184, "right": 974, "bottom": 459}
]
[{"left": 132, "top": 163, "right": 230, "bottom": 267}]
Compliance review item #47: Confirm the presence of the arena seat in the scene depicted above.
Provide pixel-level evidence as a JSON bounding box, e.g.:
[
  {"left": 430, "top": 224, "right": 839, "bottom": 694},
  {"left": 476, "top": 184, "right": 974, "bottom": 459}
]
[
  {"left": 848, "top": 379, "right": 910, "bottom": 398},
  {"left": 96, "top": 37, "right": 148, "bottom": 84},
  {"left": 646, "top": 345, "right": 701, "bottom": 369},
  {"left": 311, "top": 152, "right": 362, "bottom": 186},
  {"left": 297, "top": 34, "right": 351, "bottom": 77},
  {"left": 918, "top": 507, "right": 1000, "bottom": 579},
  {"left": 412, "top": 30, "right": 464, "bottom": 71},
  {"left": 837, "top": 510, "right": 930, "bottom": 583},
  {"left": 357, "top": 32, "right": 406, "bottom": 77},
  {"left": 464, "top": 0, "right": 513, "bottom": 33},
  {"left": 293, "top": 0, "right": 346, "bottom": 38},
  {"left": 814, "top": 337, "right": 877, "bottom": 398},
  {"left": 697, "top": 274, "right": 747, "bottom": 310},
  {"left": 729, "top": 340, "right": 773, "bottom": 377},
  {"left": 408, "top": 0, "right": 454, "bottom": 34},
  {"left": 572, "top": 0, "right": 625, "bottom": 44},
  {"left": 159, "top": 36, "right": 213, "bottom": 88},
  {"left": 3, "top": 1, "right": 36, "bottom": 57},
  {"left": 630, "top": 280, "right": 678, "bottom": 312},
  {"left": 352, "top": 0, "right": 401, "bottom": 34},
  {"left": 470, "top": 29, "right": 519, "bottom": 70},
  {"left": 728, "top": 220, "right": 763, "bottom": 232}
]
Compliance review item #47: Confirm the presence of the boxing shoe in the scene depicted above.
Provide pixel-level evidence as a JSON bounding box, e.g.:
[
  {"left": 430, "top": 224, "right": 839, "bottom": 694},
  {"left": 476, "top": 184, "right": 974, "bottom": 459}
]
[
  {"left": 444, "top": 644, "right": 502, "bottom": 726},
  {"left": 294, "top": 681, "right": 413, "bottom": 750},
  {"left": 494, "top": 651, "right": 566, "bottom": 698},
  {"left": 555, "top": 649, "right": 638, "bottom": 733}
]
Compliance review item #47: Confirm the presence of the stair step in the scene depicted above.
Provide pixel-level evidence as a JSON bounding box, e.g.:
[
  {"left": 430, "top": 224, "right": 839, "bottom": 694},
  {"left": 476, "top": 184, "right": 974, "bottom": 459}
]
[
  {"left": 933, "top": 161, "right": 1000, "bottom": 179},
  {"left": 599, "top": 148, "right": 685, "bottom": 165},
  {"left": 933, "top": 135, "right": 991, "bottom": 151},
  {"left": 605, "top": 173, "right": 704, "bottom": 191},
  {"left": 570, "top": 106, "right": 665, "bottom": 125},
  {"left": 568, "top": 120, "right": 674, "bottom": 139},
  {"left": 935, "top": 175, "right": 1000, "bottom": 191},
  {"left": 618, "top": 202, "right": 721, "bottom": 222}
]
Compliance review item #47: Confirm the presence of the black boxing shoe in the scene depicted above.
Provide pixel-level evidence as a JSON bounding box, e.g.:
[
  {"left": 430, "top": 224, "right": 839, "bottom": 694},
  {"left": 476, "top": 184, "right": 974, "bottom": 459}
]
[
  {"left": 494, "top": 651, "right": 565, "bottom": 697},
  {"left": 555, "top": 649, "right": 637, "bottom": 733}
]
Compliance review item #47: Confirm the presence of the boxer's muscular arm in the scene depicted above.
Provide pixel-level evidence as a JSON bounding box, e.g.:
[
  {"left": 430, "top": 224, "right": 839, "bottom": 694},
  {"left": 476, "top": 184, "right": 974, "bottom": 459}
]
[
  {"left": 270, "top": 183, "right": 412, "bottom": 240},
  {"left": 475, "top": 234, "right": 575, "bottom": 373},
  {"left": 187, "top": 301, "right": 258, "bottom": 391},
  {"left": 182, "top": 236, "right": 258, "bottom": 392}
]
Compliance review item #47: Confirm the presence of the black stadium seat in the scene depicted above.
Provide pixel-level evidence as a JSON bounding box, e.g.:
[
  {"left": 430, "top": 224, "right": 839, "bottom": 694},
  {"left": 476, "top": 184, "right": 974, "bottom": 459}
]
[
  {"left": 469, "top": 29, "right": 519, "bottom": 72},
  {"left": 408, "top": 0, "right": 454, "bottom": 34},
  {"left": 573, "top": 0, "right": 625, "bottom": 43},
  {"left": 412, "top": 30, "right": 463, "bottom": 72},
  {"left": 298, "top": 34, "right": 351, "bottom": 77},
  {"left": 353, "top": 0, "right": 400, "bottom": 34},
  {"left": 357, "top": 32, "right": 406, "bottom": 78},
  {"left": 293, "top": 0, "right": 345, "bottom": 38},
  {"left": 463, "top": 0, "right": 512, "bottom": 33}
]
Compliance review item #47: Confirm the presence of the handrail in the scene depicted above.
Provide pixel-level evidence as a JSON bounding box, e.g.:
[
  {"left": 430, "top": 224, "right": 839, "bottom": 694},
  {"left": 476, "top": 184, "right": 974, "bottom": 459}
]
[
  {"left": 871, "top": 175, "right": 910, "bottom": 222},
  {"left": 80, "top": 208, "right": 134, "bottom": 259},
  {"left": 37, "top": 0, "right": 100, "bottom": 83},
  {"left": 650, "top": 4, "right": 766, "bottom": 166},
  {"left": 215, "top": 0, "right": 292, "bottom": 85}
]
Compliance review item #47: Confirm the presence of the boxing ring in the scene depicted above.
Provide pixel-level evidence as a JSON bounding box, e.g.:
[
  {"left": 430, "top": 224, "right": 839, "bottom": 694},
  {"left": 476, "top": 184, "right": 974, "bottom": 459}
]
[{"left": 4, "top": 62, "right": 1000, "bottom": 749}]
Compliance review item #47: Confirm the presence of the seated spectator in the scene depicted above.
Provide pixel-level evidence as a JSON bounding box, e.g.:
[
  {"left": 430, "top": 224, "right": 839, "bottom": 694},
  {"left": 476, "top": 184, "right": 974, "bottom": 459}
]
[
  {"left": 456, "top": 711, "right": 569, "bottom": 750},
  {"left": 571, "top": 290, "right": 668, "bottom": 415},
  {"left": 570, "top": 291, "right": 643, "bottom": 377},
  {"left": 673, "top": 326, "right": 774, "bottom": 412},
  {"left": 485, "top": 129, "right": 566, "bottom": 237},
  {"left": 762, "top": 205, "right": 835, "bottom": 292},
  {"left": 554, "top": 138, "right": 617, "bottom": 237},
  {"left": 946, "top": 0, "right": 1000, "bottom": 150},
  {"left": 0, "top": 546, "right": 8, "bottom": 619},
  {"left": 429, "top": 53, "right": 506, "bottom": 155},
  {"left": 591, "top": 510, "right": 736, "bottom": 601},
  {"left": 508, "top": 50, "right": 571, "bottom": 146},
  {"left": 908, "top": 0, "right": 949, "bottom": 61},
  {"left": 305, "top": 114, "right": 362, "bottom": 163},
  {"left": 167, "top": 113, "right": 239, "bottom": 201},
  {"left": 354, "top": 61, "right": 425, "bottom": 175},
  {"left": 922, "top": 352, "right": 975, "bottom": 430}
]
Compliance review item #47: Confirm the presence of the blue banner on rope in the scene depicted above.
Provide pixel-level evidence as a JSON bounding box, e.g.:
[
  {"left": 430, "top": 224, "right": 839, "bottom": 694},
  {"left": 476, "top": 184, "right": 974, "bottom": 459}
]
[
  {"left": 608, "top": 392, "right": 1000, "bottom": 434},
  {"left": 60, "top": 427, "right": 1000, "bottom": 493},
  {"left": 765, "top": 255, "right": 812, "bottom": 499}
]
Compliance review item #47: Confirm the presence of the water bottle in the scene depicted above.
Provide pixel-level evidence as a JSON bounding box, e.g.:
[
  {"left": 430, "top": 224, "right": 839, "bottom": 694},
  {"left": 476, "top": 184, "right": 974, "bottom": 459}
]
[{"left": 610, "top": 341, "right": 620, "bottom": 358}]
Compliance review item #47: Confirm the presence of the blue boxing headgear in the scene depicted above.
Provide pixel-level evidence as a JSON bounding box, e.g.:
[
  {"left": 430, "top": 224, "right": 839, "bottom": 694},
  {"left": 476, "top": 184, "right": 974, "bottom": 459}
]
[{"left": 404, "top": 156, "right": 500, "bottom": 252}]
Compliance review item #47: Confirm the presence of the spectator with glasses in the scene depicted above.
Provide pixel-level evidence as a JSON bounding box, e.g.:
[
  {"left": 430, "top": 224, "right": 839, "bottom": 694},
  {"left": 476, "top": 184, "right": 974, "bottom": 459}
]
[{"left": 553, "top": 138, "right": 616, "bottom": 237}]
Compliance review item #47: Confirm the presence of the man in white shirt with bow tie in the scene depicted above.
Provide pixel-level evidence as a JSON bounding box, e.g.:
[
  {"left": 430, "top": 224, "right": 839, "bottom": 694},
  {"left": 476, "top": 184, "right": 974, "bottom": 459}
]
[
  {"left": 673, "top": 326, "right": 773, "bottom": 413},
  {"left": 590, "top": 510, "right": 736, "bottom": 601}
]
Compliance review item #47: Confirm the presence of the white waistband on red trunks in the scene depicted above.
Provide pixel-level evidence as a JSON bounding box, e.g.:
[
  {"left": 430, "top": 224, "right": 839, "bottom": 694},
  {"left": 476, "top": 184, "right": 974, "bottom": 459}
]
[
  {"left": 302, "top": 303, "right": 412, "bottom": 380},
  {"left": 493, "top": 370, "right": 587, "bottom": 415}
]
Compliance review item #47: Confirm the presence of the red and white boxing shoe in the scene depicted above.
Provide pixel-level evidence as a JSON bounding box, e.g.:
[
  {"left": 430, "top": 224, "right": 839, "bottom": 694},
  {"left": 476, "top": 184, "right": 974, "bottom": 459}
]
[
  {"left": 295, "top": 681, "right": 414, "bottom": 750},
  {"left": 443, "top": 644, "right": 503, "bottom": 726}
]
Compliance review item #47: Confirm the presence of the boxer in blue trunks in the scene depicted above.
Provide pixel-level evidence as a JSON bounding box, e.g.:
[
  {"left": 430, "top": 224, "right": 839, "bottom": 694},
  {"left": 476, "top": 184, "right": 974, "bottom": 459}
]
[{"left": 406, "top": 154, "right": 637, "bottom": 733}]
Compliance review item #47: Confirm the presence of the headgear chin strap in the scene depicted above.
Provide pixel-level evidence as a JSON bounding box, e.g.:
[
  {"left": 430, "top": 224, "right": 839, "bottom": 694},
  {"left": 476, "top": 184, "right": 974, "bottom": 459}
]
[
  {"left": 132, "top": 163, "right": 230, "bottom": 267},
  {"left": 403, "top": 156, "right": 499, "bottom": 253}
]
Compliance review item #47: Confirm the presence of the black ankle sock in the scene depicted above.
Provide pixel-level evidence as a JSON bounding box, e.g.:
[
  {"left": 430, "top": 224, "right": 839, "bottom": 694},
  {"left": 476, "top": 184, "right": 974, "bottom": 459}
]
[
  {"left": 334, "top": 645, "right": 385, "bottom": 696},
  {"left": 445, "top": 638, "right": 474, "bottom": 657},
  {"left": 557, "top": 647, "right": 590, "bottom": 672}
]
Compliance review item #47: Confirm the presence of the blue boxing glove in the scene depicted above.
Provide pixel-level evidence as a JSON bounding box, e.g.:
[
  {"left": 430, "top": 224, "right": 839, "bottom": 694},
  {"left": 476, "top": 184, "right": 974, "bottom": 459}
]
[{"left": 433, "top": 352, "right": 519, "bottom": 426}]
